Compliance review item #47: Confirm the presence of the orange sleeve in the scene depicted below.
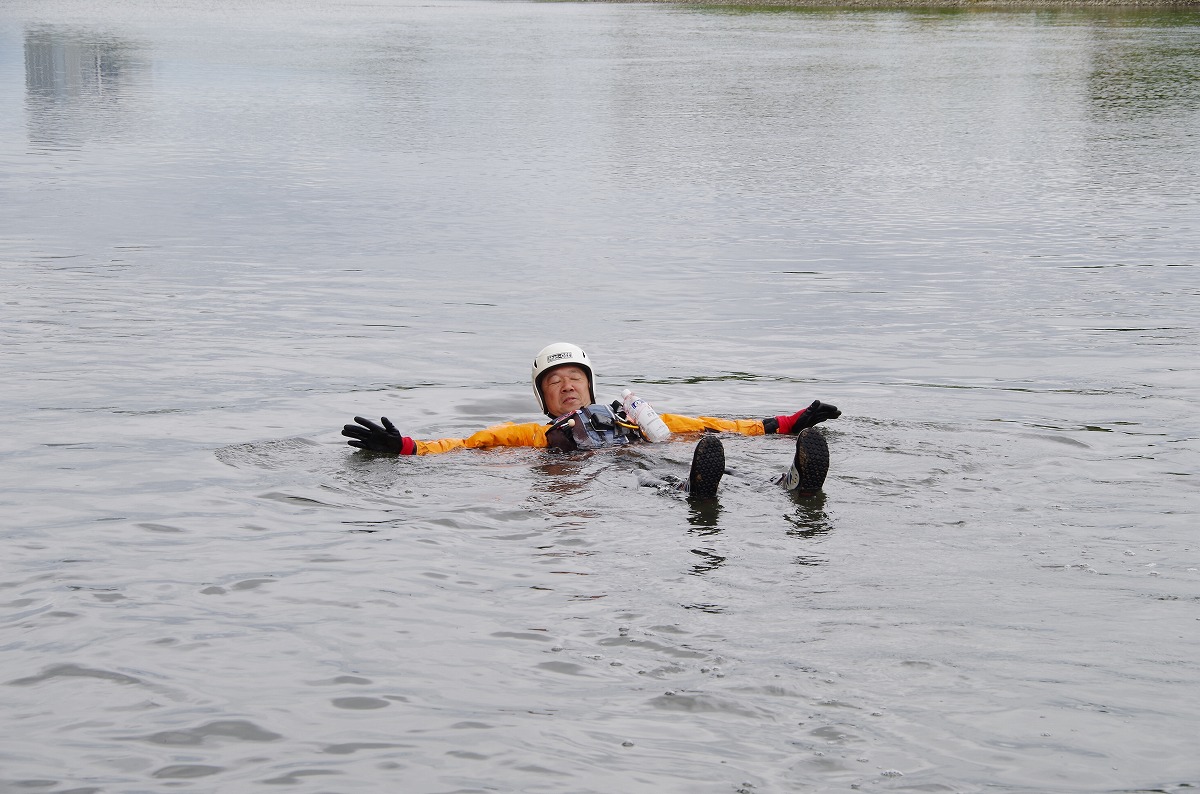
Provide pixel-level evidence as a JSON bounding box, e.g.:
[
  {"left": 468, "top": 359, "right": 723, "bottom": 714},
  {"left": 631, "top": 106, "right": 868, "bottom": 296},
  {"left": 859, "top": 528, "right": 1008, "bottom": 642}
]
[
  {"left": 660, "top": 413, "right": 766, "bottom": 436},
  {"left": 414, "top": 421, "right": 549, "bottom": 455}
]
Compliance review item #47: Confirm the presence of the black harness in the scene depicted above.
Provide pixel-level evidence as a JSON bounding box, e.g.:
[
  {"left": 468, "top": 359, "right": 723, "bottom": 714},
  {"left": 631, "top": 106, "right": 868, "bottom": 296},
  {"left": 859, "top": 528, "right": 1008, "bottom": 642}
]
[{"left": 545, "top": 403, "right": 644, "bottom": 452}]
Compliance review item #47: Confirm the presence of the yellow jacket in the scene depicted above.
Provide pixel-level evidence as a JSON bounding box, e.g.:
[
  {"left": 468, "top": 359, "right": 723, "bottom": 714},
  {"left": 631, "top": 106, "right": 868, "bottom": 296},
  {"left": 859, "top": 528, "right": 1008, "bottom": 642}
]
[{"left": 414, "top": 413, "right": 765, "bottom": 455}]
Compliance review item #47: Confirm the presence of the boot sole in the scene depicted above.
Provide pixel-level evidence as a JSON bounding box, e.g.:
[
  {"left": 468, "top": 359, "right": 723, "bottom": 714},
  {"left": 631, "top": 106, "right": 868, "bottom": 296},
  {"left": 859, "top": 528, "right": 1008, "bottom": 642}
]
[
  {"left": 783, "top": 428, "right": 829, "bottom": 493},
  {"left": 687, "top": 435, "right": 725, "bottom": 499}
]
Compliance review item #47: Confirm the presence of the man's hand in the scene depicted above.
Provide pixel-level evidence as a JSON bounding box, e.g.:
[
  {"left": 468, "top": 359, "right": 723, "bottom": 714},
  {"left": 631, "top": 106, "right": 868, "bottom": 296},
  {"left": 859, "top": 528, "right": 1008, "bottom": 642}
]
[
  {"left": 341, "top": 416, "right": 417, "bottom": 455},
  {"left": 765, "top": 400, "right": 841, "bottom": 434}
]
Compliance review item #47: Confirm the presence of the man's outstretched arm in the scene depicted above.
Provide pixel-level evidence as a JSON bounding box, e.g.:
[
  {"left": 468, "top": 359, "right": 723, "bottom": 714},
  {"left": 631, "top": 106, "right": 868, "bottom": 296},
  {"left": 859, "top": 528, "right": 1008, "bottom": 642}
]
[
  {"left": 342, "top": 416, "right": 550, "bottom": 455},
  {"left": 660, "top": 400, "right": 841, "bottom": 437}
]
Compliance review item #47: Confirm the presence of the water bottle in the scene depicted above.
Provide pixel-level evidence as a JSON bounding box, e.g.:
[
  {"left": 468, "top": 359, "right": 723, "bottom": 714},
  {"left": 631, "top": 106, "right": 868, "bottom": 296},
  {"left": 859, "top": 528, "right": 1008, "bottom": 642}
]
[{"left": 621, "top": 389, "right": 671, "bottom": 443}]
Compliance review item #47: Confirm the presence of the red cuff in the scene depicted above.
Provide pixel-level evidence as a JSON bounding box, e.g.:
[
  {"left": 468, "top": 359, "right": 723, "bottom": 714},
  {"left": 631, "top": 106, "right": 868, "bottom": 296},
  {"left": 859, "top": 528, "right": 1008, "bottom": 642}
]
[{"left": 774, "top": 408, "right": 806, "bottom": 435}]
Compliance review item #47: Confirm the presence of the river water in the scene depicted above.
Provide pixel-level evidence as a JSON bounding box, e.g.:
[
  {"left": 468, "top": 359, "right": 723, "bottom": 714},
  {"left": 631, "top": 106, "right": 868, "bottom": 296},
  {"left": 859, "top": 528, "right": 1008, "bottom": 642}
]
[{"left": 2, "top": 0, "right": 1198, "bottom": 791}]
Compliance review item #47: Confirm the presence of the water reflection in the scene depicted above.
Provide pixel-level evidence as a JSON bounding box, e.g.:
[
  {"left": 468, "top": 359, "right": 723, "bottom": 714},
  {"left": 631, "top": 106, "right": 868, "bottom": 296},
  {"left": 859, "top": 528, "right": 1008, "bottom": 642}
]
[
  {"left": 529, "top": 454, "right": 591, "bottom": 497},
  {"left": 526, "top": 454, "right": 607, "bottom": 525},
  {"left": 686, "top": 498, "right": 723, "bottom": 534},
  {"left": 1086, "top": 26, "right": 1200, "bottom": 117},
  {"left": 785, "top": 491, "right": 833, "bottom": 566},
  {"left": 688, "top": 546, "right": 726, "bottom": 577},
  {"left": 23, "top": 26, "right": 147, "bottom": 150},
  {"left": 686, "top": 497, "right": 725, "bottom": 575}
]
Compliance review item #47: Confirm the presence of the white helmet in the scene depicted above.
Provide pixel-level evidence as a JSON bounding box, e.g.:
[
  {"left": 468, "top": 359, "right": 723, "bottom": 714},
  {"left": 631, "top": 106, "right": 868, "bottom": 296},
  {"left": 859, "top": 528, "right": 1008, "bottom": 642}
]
[{"left": 531, "top": 342, "right": 595, "bottom": 416}]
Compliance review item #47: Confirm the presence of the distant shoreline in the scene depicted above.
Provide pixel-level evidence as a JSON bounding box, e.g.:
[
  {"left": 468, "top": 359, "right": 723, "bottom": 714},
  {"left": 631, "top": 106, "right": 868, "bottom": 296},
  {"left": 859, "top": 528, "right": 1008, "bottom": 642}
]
[{"left": 579, "top": 0, "right": 1200, "bottom": 8}]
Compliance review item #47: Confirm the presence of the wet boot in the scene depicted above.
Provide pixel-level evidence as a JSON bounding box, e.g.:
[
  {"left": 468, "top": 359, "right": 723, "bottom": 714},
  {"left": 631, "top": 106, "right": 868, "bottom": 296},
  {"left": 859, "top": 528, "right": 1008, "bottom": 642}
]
[
  {"left": 687, "top": 435, "right": 725, "bottom": 498},
  {"left": 780, "top": 428, "right": 829, "bottom": 494}
]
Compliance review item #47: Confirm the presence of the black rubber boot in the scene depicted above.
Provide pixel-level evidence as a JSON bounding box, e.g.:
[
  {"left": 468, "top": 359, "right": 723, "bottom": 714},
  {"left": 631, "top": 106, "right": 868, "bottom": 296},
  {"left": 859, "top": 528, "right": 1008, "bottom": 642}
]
[
  {"left": 781, "top": 428, "right": 829, "bottom": 493},
  {"left": 687, "top": 435, "right": 725, "bottom": 498}
]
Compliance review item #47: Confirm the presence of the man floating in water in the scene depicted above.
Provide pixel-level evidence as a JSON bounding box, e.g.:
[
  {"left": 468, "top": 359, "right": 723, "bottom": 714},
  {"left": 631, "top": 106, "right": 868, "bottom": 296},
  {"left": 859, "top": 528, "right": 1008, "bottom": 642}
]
[{"left": 342, "top": 342, "right": 841, "bottom": 498}]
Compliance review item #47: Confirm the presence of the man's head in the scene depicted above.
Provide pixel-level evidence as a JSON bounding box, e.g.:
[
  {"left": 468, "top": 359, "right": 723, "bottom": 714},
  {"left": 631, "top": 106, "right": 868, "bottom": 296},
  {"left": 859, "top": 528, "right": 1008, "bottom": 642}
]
[{"left": 531, "top": 342, "right": 595, "bottom": 418}]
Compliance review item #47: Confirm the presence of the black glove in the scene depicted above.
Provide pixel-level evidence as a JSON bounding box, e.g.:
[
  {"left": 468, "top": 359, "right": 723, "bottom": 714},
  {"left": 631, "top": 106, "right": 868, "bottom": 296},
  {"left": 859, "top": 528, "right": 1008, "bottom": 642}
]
[
  {"left": 341, "top": 416, "right": 417, "bottom": 455},
  {"left": 764, "top": 400, "right": 841, "bottom": 434}
]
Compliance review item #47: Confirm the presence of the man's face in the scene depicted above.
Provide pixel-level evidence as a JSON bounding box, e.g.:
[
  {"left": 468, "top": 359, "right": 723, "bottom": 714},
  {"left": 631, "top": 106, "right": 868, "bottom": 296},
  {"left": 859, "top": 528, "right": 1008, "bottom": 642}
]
[{"left": 541, "top": 365, "right": 592, "bottom": 418}]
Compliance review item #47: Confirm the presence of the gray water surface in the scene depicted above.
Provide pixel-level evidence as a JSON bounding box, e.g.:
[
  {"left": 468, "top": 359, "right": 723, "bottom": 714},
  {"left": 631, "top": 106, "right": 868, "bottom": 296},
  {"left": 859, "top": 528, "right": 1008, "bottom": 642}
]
[{"left": 2, "top": 1, "right": 1198, "bottom": 792}]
